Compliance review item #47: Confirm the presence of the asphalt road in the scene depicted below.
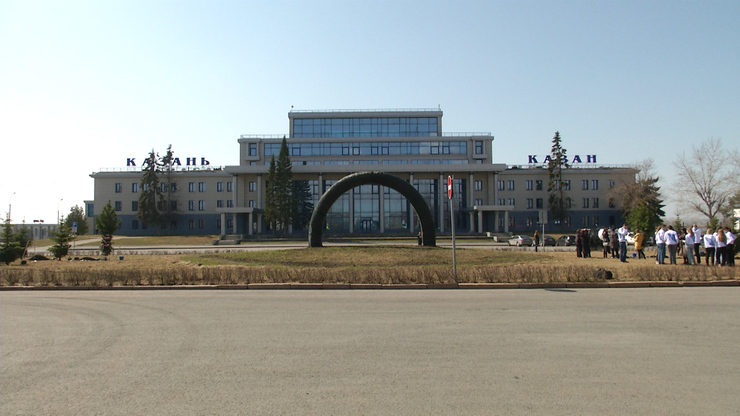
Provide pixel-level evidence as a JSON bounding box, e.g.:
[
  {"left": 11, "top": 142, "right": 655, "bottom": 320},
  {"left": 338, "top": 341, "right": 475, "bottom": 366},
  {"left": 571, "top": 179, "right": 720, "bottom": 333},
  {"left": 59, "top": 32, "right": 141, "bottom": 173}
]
[{"left": 2, "top": 288, "right": 739, "bottom": 415}]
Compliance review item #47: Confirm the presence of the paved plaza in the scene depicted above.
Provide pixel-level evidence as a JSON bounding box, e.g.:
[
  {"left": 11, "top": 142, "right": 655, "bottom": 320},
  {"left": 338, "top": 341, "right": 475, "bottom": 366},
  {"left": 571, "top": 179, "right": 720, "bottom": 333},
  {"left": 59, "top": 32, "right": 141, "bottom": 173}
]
[{"left": 2, "top": 288, "right": 739, "bottom": 415}]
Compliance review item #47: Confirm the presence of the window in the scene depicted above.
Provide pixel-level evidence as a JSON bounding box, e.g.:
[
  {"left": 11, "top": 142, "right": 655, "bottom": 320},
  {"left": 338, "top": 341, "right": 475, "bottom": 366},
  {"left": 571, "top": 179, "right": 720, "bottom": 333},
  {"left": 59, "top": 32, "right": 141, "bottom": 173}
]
[
  {"left": 188, "top": 200, "right": 195, "bottom": 211},
  {"left": 170, "top": 183, "right": 177, "bottom": 192},
  {"left": 474, "top": 141, "right": 484, "bottom": 154},
  {"left": 160, "top": 183, "right": 167, "bottom": 193},
  {"left": 609, "top": 180, "right": 615, "bottom": 189},
  {"left": 226, "top": 182, "right": 233, "bottom": 192},
  {"left": 508, "top": 198, "right": 515, "bottom": 206},
  {"left": 217, "top": 182, "right": 224, "bottom": 192},
  {"left": 497, "top": 180, "right": 504, "bottom": 191},
  {"left": 526, "top": 180, "right": 533, "bottom": 191},
  {"left": 198, "top": 219, "right": 205, "bottom": 229},
  {"left": 497, "top": 198, "right": 505, "bottom": 206},
  {"left": 507, "top": 180, "right": 515, "bottom": 191},
  {"left": 131, "top": 201, "right": 138, "bottom": 212},
  {"left": 592, "top": 180, "right": 599, "bottom": 190},
  {"left": 593, "top": 198, "right": 600, "bottom": 208},
  {"left": 131, "top": 183, "right": 139, "bottom": 193},
  {"left": 169, "top": 201, "right": 177, "bottom": 211},
  {"left": 86, "top": 203, "right": 94, "bottom": 217},
  {"left": 566, "top": 197, "right": 572, "bottom": 209},
  {"left": 509, "top": 215, "right": 516, "bottom": 228},
  {"left": 142, "top": 183, "right": 149, "bottom": 192},
  {"left": 535, "top": 180, "right": 543, "bottom": 191},
  {"left": 115, "top": 183, "right": 122, "bottom": 193},
  {"left": 608, "top": 198, "right": 615, "bottom": 208},
  {"left": 248, "top": 200, "right": 255, "bottom": 208},
  {"left": 475, "top": 199, "right": 483, "bottom": 206},
  {"left": 114, "top": 201, "right": 122, "bottom": 211},
  {"left": 226, "top": 200, "right": 233, "bottom": 208},
  {"left": 216, "top": 200, "right": 223, "bottom": 208},
  {"left": 583, "top": 198, "right": 590, "bottom": 208},
  {"left": 474, "top": 180, "right": 482, "bottom": 191},
  {"left": 249, "top": 181, "right": 256, "bottom": 192},
  {"left": 536, "top": 198, "right": 543, "bottom": 209},
  {"left": 198, "top": 200, "right": 205, "bottom": 211},
  {"left": 132, "top": 219, "right": 139, "bottom": 230},
  {"left": 198, "top": 182, "right": 205, "bottom": 192},
  {"left": 188, "top": 220, "right": 195, "bottom": 230},
  {"left": 563, "top": 180, "right": 571, "bottom": 191},
  {"left": 582, "top": 180, "right": 589, "bottom": 190},
  {"left": 188, "top": 182, "right": 195, "bottom": 192},
  {"left": 248, "top": 143, "right": 257, "bottom": 156},
  {"left": 527, "top": 198, "right": 534, "bottom": 209},
  {"left": 526, "top": 217, "right": 534, "bottom": 228}
]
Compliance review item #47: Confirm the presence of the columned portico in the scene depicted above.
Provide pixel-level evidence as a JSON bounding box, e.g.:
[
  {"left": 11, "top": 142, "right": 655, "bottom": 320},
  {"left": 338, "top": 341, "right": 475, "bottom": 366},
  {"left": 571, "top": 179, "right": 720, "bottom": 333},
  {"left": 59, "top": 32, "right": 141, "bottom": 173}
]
[
  {"left": 216, "top": 207, "right": 261, "bottom": 237},
  {"left": 472, "top": 205, "right": 512, "bottom": 233}
]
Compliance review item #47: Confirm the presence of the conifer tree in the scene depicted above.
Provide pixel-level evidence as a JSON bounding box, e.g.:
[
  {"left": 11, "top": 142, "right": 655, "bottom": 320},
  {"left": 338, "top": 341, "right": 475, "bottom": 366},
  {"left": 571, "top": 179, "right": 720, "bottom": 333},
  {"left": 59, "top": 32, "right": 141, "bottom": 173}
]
[
  {"left": 65, "top": 205, "right": 89, "bottom": 235},
  {"left": 49, "top": 219, "right": 74, "bottom": 259},
  {"left": 96, "top": 201, "right": 121, "bottom": 256},
  {"left": 138, "top": 150, "right": 161, "bottom": 229},
  {"left": 159, "top": 145, "right": 176, "bottom": 228},
  {"left": 547, "top": 131, "right": 570, "bottom": 225},
  {"left": 264, "top": 156, "right": 278, "bottom": 232},
  {"left": 0, "top": 218, "right": 23, "bottom": 265},
  {"left": 275, "top": 137, "right": 293, "bottom": 232}
]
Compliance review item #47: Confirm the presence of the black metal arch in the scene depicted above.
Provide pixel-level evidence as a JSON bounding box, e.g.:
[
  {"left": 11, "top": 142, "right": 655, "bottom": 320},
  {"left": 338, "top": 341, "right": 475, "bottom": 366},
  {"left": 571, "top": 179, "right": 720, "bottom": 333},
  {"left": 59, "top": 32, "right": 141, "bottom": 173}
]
[{"left": 308, "top": 172, "right": 436, "bottom": 247}]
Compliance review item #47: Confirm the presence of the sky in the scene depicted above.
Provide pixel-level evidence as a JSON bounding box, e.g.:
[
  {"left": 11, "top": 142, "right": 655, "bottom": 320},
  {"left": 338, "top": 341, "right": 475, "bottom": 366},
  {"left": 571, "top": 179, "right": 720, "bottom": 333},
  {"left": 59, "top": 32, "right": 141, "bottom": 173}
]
[{"left": 1, "top": 0, "right": 738, "bottom": 225}]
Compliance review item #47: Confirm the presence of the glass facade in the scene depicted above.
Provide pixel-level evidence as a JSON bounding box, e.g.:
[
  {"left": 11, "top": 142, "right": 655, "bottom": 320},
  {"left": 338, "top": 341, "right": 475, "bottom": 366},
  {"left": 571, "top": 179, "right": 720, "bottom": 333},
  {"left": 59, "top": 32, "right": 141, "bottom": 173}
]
[
  {"left": 264, "top": 141, "right": 466, "bottom": 158},
  {"left": 293, "top": 117, "right": 438, "bottom": 138}
]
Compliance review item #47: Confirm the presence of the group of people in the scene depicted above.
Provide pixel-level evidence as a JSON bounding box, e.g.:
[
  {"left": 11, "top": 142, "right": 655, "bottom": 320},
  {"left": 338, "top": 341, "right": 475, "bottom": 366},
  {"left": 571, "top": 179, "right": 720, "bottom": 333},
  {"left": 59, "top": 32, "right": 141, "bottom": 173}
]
[
  {"left": 654, "top": 224, "right": 736, "bottom": 266},
  {"left": 596, "top": 225, "right": 632, "bottom": 262},
  {"left": 574, "top": 224, "right": 736, "bottom": 267}
]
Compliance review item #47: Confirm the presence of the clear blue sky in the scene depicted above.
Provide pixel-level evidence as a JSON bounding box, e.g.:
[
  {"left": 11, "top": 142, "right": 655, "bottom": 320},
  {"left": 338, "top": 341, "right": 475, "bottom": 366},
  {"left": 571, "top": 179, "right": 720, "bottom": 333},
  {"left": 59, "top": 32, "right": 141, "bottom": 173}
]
[{"left": 1, "top": 0, "right": 738, "bottom": 224}]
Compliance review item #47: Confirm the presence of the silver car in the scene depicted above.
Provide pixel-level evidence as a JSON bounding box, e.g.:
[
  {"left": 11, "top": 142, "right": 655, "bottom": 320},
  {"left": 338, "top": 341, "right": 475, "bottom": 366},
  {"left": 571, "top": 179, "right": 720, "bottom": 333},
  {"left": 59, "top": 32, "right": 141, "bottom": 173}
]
[{"left": 508, "top": 235, "right": 533, "bottom": 247}]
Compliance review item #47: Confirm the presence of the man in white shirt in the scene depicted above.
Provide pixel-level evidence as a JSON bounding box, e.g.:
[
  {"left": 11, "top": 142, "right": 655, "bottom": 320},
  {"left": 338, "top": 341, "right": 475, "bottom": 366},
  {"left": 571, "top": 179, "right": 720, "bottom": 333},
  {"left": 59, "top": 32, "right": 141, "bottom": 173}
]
[
  {"left": 724, "top": 227, "right": 736, "bottom": 266},
  {"left": 684, "top": 229, "right": 696, "bottom": 265},
  {"left": 703, "top": 229, "right": 715, "bottom": 266},
  {"left": 665, "top": 225, "right": 679, "bottom": 264},
  {"left": 692, "top": 224, "right": 703, "bottom": 264},
  {"left": 617, "top": 224, "right": 629, "bottom": 262},
  {"left": 655, "top": 225, "right": 667, "bottom": 264}
]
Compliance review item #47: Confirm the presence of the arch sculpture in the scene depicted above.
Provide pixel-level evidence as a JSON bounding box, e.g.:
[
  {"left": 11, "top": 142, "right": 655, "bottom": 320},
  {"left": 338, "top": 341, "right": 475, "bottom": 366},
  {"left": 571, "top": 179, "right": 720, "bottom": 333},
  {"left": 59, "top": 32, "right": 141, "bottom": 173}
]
[{"left": 308, "top": 172, "right": 436, "bottom": 247}]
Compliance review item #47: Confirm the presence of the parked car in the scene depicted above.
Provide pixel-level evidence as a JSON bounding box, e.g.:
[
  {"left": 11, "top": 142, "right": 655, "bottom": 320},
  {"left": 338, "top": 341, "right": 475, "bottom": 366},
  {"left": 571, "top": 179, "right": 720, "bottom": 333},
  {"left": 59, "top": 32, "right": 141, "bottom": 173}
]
[
  {"left": 556, "top": 235, "right": 576, "bottom": 246},
  {"left": 508, "top": 235, "right": 533, "bottom": 246},
  {"left": 542, "top": 235, "right": 556, "bottom": 246}
]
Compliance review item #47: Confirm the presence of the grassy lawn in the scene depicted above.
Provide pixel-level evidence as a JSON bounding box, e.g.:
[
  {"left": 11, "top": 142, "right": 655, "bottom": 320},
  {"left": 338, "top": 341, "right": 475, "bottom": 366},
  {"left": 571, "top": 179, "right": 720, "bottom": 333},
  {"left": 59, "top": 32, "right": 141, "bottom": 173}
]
[
  {"left": 1, "top": 246, "right": 736, "bottom": 287},
  {"left": 76, "top": 235, "right": 219, "bottom": 247}
]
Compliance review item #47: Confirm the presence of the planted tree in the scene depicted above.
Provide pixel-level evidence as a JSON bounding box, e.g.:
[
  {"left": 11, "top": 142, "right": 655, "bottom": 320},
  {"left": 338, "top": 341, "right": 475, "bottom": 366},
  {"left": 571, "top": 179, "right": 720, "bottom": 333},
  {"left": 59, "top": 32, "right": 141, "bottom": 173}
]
[
  {"left": 159, "top": 145, "right": 177, "bottom": 227},
  {"left": 547, "top": 131, "right": 570, "bottom": 225},
  {"left": 14, "top": 223, "right": 31, "bottom": 259},
  {"left": 617, "top": 159, "right": 665, "bottom": 232},
  {"left": 138, "top": 150, "right": 161, "bottom": 229},
  {"left": 673, "top": 138, "right": 739, "bottom": 226},
  {"left": 291, "top": 180, "right": 314, "bottom": 231},
  {"left": 275, "top": 137, "right": 294, "bottom": 233},
  {"left": 65, "top": 205, "right": 89, "bottom": 235},
  {"left": 264, "top": 156, "right": 278, "bottom": 231},
  {"left": 49, "top": 219, "right": 74, "bottom": 260},
  {"left": 0, "top": 218, "right": 23, "bottom": 265},
  {"left": 96, "top": 201, "right": 121, "bottom": 256}
]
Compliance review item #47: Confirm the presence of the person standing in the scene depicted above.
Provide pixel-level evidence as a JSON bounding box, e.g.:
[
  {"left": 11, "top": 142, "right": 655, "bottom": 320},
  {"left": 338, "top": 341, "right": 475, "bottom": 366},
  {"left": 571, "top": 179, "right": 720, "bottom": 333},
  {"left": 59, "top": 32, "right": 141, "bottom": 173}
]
[
  {"left": 692, "top": 224, "right": 703, "bottom": 264},
  {"left": 634, "top": 228, "right": 646, "bottom": 259},
  {"left": 716, "top": 228, "right": 727, "bottom": 266},
  {"left": 609, "top": 227, "right": 618, "bottom": 258},
  {"left": 576, "top": 229, "right": 583, "bottom": 258},
  {"left": 684, "top": 228, "right": 696, "bottom": 265},
  {"left": 599, "top": 226, "right": 610, "bottom": 258},
  {"left": 725, "top": 227, "right": 736, "bottom": 266},
  {"left": 665, "top": 225, "right": 679, "bottom": 265},
  {"left": 655, "top": 225, "right": 667, "bottom": 265},
  {"left": 617, "top": 223, "right": 629, "bottom": 262},
  {"left": 703, "top": 228, "right": 715, "bottom": 266},
  {"left": 533, "top": 230, "right": 540, "bottom": 252},
  {"left": 583, "top": 229, "right": 592, "bottom": 258}
]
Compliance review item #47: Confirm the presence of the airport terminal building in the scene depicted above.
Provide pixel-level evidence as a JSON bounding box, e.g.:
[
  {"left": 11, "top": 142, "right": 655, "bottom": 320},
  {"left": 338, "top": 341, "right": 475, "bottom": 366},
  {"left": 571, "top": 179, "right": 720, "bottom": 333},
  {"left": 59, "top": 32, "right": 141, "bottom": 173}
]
[{"left": 88, "top": 109, "right": 634, "bottom": 237}]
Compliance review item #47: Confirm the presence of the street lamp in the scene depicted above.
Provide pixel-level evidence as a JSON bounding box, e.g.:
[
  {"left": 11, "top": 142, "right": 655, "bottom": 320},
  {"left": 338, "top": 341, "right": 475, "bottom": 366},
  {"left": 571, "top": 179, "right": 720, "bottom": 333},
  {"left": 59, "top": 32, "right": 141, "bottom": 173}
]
[{"left": 8, "top": 192, "right": 16, "bottom": 222}]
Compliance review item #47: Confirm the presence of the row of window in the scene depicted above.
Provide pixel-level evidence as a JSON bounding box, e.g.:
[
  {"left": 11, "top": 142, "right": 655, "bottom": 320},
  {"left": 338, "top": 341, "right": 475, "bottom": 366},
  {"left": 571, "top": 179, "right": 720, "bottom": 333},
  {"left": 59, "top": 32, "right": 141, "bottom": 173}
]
[
  {"left": 495, "top": 179, "right": 616, "bottom": 192},
  {"left": 292, "top": 117, "right": 439, "bottom": 138},
  {"left": 130, "top": 218, "right": 233, "bottom": 231},
  {"left": 114, "top": 182, "right": 234, "bottom": 193},
  {"left": 114, "top": 199, "right": 244, "bottom": 212},
  {"left": 263, "top": 141, "right": 468, "bottom": 157},
  {"left": 486, "top": 197, "right": 616, "bottom": 210}
]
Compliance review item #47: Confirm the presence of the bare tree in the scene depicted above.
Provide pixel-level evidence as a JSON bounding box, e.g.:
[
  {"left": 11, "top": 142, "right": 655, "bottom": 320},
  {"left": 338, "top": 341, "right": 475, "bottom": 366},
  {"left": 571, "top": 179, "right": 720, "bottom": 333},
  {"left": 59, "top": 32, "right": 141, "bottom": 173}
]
[{"left": 673, "top": 138, "right": 739, "bottom": 225}]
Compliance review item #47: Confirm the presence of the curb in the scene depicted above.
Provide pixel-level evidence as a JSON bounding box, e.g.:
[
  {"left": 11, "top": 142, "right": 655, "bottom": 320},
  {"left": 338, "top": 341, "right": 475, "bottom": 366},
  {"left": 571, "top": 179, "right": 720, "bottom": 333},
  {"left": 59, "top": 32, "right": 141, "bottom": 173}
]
[{"left": 1, "top": 280, "right": 738, "bottom": 291}]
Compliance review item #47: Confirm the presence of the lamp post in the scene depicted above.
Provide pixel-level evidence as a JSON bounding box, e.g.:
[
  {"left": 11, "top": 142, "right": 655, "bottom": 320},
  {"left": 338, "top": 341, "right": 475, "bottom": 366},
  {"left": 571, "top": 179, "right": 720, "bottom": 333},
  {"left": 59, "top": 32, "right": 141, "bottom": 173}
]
[
  {"left": 8, "top": 192, "right": 16, "bottom": 222},
  {"left": 57, "top": 198, "right": 64, "bottom": 224}
]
